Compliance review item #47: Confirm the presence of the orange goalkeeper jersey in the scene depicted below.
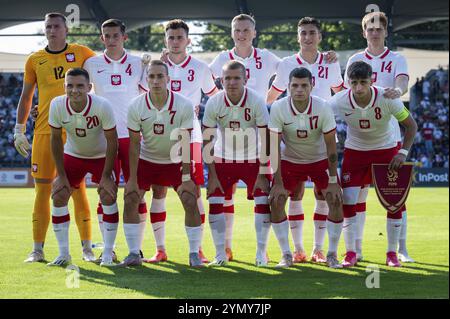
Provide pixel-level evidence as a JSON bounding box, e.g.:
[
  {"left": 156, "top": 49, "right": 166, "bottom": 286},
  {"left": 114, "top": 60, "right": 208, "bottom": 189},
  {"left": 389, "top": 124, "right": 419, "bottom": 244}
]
[{"left": 24, "top": 43, "right": 96, "bottom": 134}]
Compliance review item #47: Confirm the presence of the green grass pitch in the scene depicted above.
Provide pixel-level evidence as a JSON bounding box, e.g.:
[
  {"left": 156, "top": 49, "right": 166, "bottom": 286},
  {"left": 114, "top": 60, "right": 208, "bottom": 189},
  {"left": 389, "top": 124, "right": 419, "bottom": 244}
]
[{"left": 0, "top": 187, "right": 448, "bottom": 299}]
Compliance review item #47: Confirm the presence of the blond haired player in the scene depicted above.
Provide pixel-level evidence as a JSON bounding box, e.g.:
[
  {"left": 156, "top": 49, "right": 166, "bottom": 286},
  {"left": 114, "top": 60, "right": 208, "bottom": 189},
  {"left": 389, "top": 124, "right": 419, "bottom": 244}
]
[
  {"left": 14, "top": 13, "right": 96, "bottom": 263},
  {"left": 266, "top": 17, "right": 344, "bottom": 264},
  {"left": 344, "top": 11, "right": 412, "bottom": 262}
]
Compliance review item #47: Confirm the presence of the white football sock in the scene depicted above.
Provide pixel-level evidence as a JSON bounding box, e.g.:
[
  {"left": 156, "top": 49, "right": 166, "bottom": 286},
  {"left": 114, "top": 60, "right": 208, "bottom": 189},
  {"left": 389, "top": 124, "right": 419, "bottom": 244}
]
[
  {"left": 52, "top": 206, "right": 70, "bottom": 257},
  {"left": 272, "top": 219, "right": 291, "bottom": 255},
  {"left": 387, "top": 217, "right": 402, "bottom": 253},
  {"left": 254, "top": 212, "right": 271, "bottom": 261},
  {"left": 186, "top": 226, "right": 202, "bottom": 254},
  {"left": 150, "top": 198, "right": 166, "bottom": 250},
  {"left": 288, "top": 199, "right": 304, "bottom": 252},
  {"left": 313, "top": 200, "right": 328, "bottom": 251},
  {"left": 398, "top": 211, "right": 408, "bottom": 253},
  {"left": 224, "top": 212, "right": 234, "bottom": 249},
  {"left": 355, "top": 212, "right": 366, "bottom": 255},
  {"left": 343, "top": 216, "right": 357, "bottom": 253},
  {"left": 124, "top": 223, "right": 141, "bottom": 255},
  {"left": 327, "top": 219, "right": 343, "bottom": 254},
  {"left": 102, "top": 203, "right": 119, "bottom": 257}
]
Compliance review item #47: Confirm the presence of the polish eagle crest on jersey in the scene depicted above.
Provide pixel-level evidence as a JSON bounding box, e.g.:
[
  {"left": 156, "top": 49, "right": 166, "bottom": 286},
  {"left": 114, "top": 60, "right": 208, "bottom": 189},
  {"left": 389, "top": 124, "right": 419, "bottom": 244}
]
[
  {"left": 171, "top": 80, "right": 182, "bottom": 92},
  {"left": 154, "top": 123, "right": 165, "bottom": 135},
  {"left": 111, "top": 75, "right": 122, "bottom": 86},
  {"left": 297, "top": 130, "right": 308, "bottom": 138},
  {"left": 230, "top": 121, "right": 240, "bottom": 131},
  {"left": 65, "top": 53, "right": 76, "bottom": 63},
  {"left": 76, "top": 128, "right": 87, "bottom": 137}
]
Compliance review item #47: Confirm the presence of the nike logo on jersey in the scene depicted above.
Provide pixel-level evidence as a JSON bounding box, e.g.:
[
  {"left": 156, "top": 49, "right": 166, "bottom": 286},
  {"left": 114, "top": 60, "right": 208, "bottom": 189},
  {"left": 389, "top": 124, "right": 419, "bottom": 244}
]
[
  {"left": 97, "top": 70, "right": 106, "bottom": 73},
  {"left": 218, "top": 114, "right": 227, "bottom": 119},
  {"left": 284, "top": 122, "right": 294, "bottom": 125},
  {"left": 62, "top": 121, "right": 71, "bottom": 124},
  {"left": 345, "top": 112, "right": 354, "bottom": 116},
  {"left": 319, "top": 226, "right": 326, "bottom": 229},
  {"left": 141, "top": 117, "right": 152, "bottom": 121},
  {"left": 39, "top": 60, "right": 48, "bottom": 65}
]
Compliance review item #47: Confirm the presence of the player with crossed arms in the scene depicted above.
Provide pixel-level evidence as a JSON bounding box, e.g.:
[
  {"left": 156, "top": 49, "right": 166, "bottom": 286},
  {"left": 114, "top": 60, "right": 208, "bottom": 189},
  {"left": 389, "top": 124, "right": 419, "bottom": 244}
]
[
  {"left": 268, "top": 67, "right": 344, "bottom": 268},
  {"left": 266, "top": 17, "right": 345, "bottom": 264},
  {"left": 145, "top": 19, "right": 219, "bottom": 264},
  {"left": 47, "top": 68, "right": 118, "bottom": 266},
  {"left": 117, "top": 60, "right": 203, "bottom": 267},
  {"left": 344, "top": 11, "right": 412, "bottom": 262},
  {"left": 83, "top": 19, "right": 149, "bottom": 262},
  {"left": 329, "top": 61, "right": 417, "bottom": 267},
  {"left": 203, "top": 60, "right": 271, "bottom": 267}
]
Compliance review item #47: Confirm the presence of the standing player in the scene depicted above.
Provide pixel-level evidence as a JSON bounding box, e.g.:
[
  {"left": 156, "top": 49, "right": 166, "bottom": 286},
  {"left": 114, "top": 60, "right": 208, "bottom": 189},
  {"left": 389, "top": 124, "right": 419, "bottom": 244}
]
[
  {"left": 266, "top": 17, "right": 345, "bottom": 264},
  {"left": 144, "top": 19, "right": 219, "bottom": 263},
  {"left": 329, "top": 61, "right": 417, "bottom": 267},
  {"left": 208, "top": 14, "right": 280, "bottom": 261},
  {"left": 83, "top": 19, "right": 148, "bottom": 261},
  {"left": 344, "top": 11, "right": 412, "bottom": 262},
  {"left": 268, "top": 67, "right": 344, "bottom": 268},
  {"left": 202, "top": 61, "right": 271, "bottom": 267},
  {"left": 14, "top": 13, "right": 97, "bottom": 263},
  {"left": 47, "top": 68, "right": 118, "bottom": 266},
  {"left": 118, "top": 60, "right": 203, "bottom": 267}
]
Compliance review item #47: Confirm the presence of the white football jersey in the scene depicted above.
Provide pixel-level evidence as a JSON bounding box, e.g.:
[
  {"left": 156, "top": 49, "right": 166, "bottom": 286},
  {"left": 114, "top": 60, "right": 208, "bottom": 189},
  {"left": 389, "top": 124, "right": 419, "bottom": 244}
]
[
  {"left": 269, "top": 95, "right": 336, "bottom": 164},
  {"left": 202, "top": 88, "right": 269, "bottom": 161},
  {"left": 84, "top": 51, "right": 147, "bottom": 139},
  {"left": 344, "top": 48, "right": 409, "bottom": 143},
  {"left": 48, "top": 94, "right": 116, "bottom": 159},
  {"left": 329, "top": 86, "right": 406, "bottom": 151},
  {"left": 165, "top": 55, "right": 217, "bottom": 144},
  {"left": 209, "top": 47, "right": 280, "bottom": 98},
  {"left": 271, "top": 52, "right": 343, "bottom": 101},
  {"left": 127, "top": 91, "right": 194, "bottom": 164}
]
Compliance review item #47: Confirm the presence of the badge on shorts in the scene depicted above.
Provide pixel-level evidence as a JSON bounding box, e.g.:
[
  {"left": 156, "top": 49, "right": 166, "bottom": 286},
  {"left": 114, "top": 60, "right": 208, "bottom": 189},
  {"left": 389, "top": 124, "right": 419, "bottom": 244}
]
[
  {"left": 297, "top": 130, "right": 308, "bottom": 138},
  {"left": 154, "top": 124, "right": 165, "bottom": 134},
  {"left": 230, "top": 121, "right": 240, "bottom": 131},
  {"left": 76, "top": 128, "right": 86, "bottom": 137},
  {"left": 111, "top": 75, "right": 122, "bottom": 86},
  {"left": 32, "top": 163, "right": 38, "bottom": 173},
  {"left": 65, "top": 53, "right": 76, "bottom": 63},
  {"left": 359, "top": 119, "right": 371, "bottom": 129},
  {"left": 171, "top": 80, "right": 181, "bottom": 92}
]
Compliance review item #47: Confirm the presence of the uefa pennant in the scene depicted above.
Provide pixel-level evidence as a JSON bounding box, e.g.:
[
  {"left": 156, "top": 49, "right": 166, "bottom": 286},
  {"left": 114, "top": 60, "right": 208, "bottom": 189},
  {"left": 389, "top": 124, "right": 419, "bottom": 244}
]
[{"left": 372, "top": 163, "right": 414, "bottom": 213}]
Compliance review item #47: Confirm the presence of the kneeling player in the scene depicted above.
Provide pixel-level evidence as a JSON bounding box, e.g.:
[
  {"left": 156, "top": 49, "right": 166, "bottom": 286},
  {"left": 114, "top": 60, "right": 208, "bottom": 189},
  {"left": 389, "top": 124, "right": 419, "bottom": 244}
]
[
  {"left": 47, "top": 68, "right": 118, "bottom": 267},
  {"left": 118, "top": 60, "right": 204, "bottom": 267},
  {"left": 268, "top": 67, "right": 344, "bottom": 268},
  {"left": 329, "top": 61, "right": 417, "bottom": 267}
]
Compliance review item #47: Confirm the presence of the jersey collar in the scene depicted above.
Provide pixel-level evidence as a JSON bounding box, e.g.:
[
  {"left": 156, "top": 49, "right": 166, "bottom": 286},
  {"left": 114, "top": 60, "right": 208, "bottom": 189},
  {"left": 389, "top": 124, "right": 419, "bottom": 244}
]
[
  {"left": 145, "top": 90, "right": 174, "bottom": 111},
  {"left": 364, "top": 47, "right": 390, "bottom": 60},
  {"left": 348, "top": 86, "right": 378, "bottom": 109},
  {"left": 65, "top": 94, "right": 92, "bottom": 116},
  {"left": 103, "top": 50, "right": 128, "bottom": 64},
  {"left": 229, "top": 47, "right": 257, "bottom": 61},
  {"left": 296, "top": 51, "right": 324, "bottom": 66},
  {"left": 167, "top": 55, "right": 192, "bottom": 68},
  {"left": 224, "top": 88, "right": 248, "bottom": 108},
  {"left": 289, "top": 96, "right": 312, "bottom": 116}
]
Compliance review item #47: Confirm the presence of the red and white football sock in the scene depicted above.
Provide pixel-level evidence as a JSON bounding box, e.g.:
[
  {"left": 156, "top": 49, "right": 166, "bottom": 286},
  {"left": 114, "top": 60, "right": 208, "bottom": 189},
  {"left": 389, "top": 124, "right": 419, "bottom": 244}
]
[
  {"left": 254, "top": 191, "right": 271, "bottom": 261},
  {"left": 288, "top": 199, "right": 304, "bottom": 253},
  {"left": 150, "top": 198, "right": 166, "bottom": 251},
  {"left": 102, "top": 202, "right": 119, "bottom": 257},
  {"left": 313, "top": 199, "right": 328, "bottom": 251},
  {"left": 96, "top": 202, "right": 104, "bottom": 242},
  {"left": 208, "top": 193, "right": 226, "bottom": 260},
  {"left": 52, "top": 205, "right": 70, "bottom": 257}
]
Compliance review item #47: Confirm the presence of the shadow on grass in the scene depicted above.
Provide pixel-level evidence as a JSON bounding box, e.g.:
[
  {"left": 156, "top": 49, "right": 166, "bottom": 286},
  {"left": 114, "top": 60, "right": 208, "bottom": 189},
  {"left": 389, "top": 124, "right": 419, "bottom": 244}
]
[{"left": 75, "top": 257, "right": 449, "bottom": 299}]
